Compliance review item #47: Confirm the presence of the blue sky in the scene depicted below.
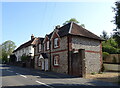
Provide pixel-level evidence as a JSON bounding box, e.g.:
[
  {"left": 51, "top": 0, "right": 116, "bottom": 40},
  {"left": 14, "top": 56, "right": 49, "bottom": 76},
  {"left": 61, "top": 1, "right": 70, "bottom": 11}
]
[{"left": 2, "top": 1, "right": 116, "bottom": 47}]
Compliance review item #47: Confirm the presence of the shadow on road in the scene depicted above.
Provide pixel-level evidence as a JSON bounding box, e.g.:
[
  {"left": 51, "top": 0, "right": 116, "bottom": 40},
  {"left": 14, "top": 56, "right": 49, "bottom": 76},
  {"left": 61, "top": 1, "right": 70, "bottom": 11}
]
[
  {"left": 1, "top": 83, "right": 119, "bottom": 88},
  {"left": 1, "top": 64, "right": 77, "bottom": 79},
  {"left": 1, "top": 64, "right": 119, "bottom": 87}
]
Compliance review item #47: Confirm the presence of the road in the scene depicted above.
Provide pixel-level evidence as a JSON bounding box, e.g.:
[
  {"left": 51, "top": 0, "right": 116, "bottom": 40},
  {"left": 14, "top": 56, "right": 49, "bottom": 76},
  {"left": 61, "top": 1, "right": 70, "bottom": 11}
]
[{"left": 0, "top": 64, "right": 119, "bottom": 88}]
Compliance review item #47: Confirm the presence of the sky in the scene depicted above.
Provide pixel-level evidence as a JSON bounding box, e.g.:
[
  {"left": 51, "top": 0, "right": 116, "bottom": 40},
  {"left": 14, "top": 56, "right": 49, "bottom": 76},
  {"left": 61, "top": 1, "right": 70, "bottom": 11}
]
[{"left": 2, "top": 0, "right": 117, "bottom": 48}]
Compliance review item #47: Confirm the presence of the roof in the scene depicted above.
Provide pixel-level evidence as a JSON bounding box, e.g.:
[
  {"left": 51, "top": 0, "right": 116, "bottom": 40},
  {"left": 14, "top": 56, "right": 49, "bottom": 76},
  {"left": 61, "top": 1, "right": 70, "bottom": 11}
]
[
  {"left": 13, "top": 38, "right": 38, "bottom": 52},
  {"left": 57, "top": 22, "right": 102, "bottom": 41},
  {"left": 38, "top": 37, "right": 44, "bottom": 44},
  {"left": 47, "top": 32, "right": 53, "bottom": 39}
]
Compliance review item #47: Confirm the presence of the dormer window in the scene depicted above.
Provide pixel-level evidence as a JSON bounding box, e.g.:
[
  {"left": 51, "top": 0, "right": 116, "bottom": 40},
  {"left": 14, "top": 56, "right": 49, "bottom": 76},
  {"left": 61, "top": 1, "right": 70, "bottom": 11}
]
[
  {"left": 39, "top": 44, "right": 41, "bottom": 52},
  {"left": 54, "top": 38, "right": 59, "bottom": 48},
  {"left": 47, "top": 41, "right": 49, "bottom": 50}
]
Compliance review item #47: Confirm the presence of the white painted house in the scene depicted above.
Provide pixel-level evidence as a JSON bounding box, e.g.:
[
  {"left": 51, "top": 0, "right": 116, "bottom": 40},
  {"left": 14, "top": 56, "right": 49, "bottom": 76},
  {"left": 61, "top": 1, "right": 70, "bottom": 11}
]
[{"left": 13, "top": 35, "right": 38, "bottom": 62}]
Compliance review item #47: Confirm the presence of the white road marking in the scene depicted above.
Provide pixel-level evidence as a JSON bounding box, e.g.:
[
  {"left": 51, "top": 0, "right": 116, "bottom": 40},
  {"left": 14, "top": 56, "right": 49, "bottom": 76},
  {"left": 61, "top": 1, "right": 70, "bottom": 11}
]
[
  {"left": 7, "top": 70, "right": 13, "bottom": 72},
  {"left": 20, "top": 75, "right": 27, "bottom": 78},
  {"left": 36, "top": 80, "right": 54, "bottom": 88}
]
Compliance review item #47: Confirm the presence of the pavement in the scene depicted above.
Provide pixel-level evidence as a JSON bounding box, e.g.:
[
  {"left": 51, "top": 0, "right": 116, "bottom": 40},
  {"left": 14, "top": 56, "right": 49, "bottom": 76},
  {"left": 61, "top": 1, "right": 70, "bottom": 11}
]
[{"left": 0, "top": 64, "right": 119, "bottom": 88}]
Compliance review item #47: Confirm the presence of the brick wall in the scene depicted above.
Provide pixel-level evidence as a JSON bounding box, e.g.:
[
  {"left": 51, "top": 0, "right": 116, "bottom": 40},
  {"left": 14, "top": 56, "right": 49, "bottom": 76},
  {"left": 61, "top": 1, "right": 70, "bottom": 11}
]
[
  {"left": 51, "top": 36, "right": 68, "bottom": 74},
  {"left": 72, "top": 36, "right": 101, "bottom": 74}
]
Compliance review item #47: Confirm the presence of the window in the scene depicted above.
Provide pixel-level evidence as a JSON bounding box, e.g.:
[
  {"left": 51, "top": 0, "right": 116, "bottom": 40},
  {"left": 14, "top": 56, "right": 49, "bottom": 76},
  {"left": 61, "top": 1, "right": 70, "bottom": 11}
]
[
  {"left": 53, "top": 55, "right": 59, "bottom": 66},
  {"left": 54, "top": 38, "right": 59, "bottom": 48},
  {"left": 47, "top": 41, "right": 49, "bottom": 50},
  {"left": 39, "top": 44, "right": 41, "bottom": 52}
]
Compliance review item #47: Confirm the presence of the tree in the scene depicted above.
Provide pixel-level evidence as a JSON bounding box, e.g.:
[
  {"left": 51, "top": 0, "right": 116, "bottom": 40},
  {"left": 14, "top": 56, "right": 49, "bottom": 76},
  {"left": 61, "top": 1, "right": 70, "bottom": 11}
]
[
  {"left": 112, "top": 1, "right": 120, "bottom": 47},
  {"left": 1, "top": 40, "right": 16, "bottom": 63},
  {"left": 63, "top": 18, "right": 85, "bottom": 28},
  {"left": 100, "top": 30, "right": 109, "bottom": 40},
  {"left": 113, "top": 1, "right": 120, "bottom": 29},
  {"left": 2, "top": 40, "right": 16, "bottom": 55}
]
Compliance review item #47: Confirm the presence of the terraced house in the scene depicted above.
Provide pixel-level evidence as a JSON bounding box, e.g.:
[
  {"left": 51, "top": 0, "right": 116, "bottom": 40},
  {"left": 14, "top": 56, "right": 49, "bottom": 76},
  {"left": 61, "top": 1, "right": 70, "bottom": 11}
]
[{"left": 34, "top": 22, "right": 103, "bottom": 77}]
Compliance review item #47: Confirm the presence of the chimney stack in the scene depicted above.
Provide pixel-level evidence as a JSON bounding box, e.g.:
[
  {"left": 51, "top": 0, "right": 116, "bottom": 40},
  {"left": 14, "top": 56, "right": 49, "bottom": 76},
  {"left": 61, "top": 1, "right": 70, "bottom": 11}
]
[
  {"left": 55, "top": 25, "right": 60, "bottom": 29},
  {"left": 31, "top": 34, "right": 34, "bottom": 40}
]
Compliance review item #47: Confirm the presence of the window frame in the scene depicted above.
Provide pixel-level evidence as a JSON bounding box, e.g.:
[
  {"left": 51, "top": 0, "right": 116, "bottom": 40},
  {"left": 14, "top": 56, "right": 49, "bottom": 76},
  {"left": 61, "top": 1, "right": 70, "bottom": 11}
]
[
  {"left": 53, "top": 37, "right": 60, "bottom": 49},
  {"left": 38, "top": 44, "right": 41, "bottom": 52},
  {"left": 54, "top": 38, "right": 58, "bottom": 48},
  {"left": 53, "top": 55, "right": 59, "bottom": 67},
  {"left": 46, "top": 41, "right": 49, "bottom": 50}
]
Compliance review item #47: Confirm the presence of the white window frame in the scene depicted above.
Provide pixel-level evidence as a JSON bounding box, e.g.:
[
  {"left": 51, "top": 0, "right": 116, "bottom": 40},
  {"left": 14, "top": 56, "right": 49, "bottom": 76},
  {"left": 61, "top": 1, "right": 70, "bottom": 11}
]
[
  {"left": 54, "top": 38, "right": 59, "bottom": 48},
  {"left": 39, "top": 44, "right": 41, "bottom": 52},
  {"left": 47, "top": 41, "right": 49, "bottom": 50},
  {"left": 54, "top": 55, "right": 59, "bottom": 66}
]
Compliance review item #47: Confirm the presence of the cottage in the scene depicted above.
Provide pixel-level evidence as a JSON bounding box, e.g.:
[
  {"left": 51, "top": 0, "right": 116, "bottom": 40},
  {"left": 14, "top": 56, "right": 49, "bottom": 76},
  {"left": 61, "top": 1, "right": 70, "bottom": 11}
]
[
  {"left": 34, "top": 22, "right": 103, "bottom": 77},
  {"left": 13, "top": 34, "right": 38, "bottom": 68}
]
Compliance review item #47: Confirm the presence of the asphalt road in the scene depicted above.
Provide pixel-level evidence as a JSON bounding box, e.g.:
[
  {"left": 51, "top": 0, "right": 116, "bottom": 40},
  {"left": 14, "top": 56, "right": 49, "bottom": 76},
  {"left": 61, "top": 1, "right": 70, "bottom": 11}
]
[{"left": 0, "top": 64, "right": 119, "bottom": 88}]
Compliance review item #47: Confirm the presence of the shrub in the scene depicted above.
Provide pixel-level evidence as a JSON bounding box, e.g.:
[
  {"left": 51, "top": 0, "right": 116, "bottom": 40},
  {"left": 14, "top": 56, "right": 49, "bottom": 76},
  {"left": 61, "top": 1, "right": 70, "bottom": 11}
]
[
  {"left": 21, "top": 55, "right": 29, "bottom": 62},
  {"left": 102, "top": 52, "right": 109, "bottom": 60},
  {"left": 117, "top": 49, "right": 120, "bottom": 54},
  {"left": 102, "top": 45, "right": 117, "bottom": 54},
  {"left": 91, "top": 72, "right": 97, "bottom": 75}
]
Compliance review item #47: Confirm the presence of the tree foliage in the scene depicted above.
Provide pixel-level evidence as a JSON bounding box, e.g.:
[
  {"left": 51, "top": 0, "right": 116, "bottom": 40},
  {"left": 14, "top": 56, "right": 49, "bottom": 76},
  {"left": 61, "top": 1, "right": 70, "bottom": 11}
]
[
  {"left": 100, "top": 30, "right": 109, "bottom": 40},
  {"left": 63, "top": 18, "right": 85, "bottom": 28},
  {"left": 102, "top": 36, "right": 120, "bottom": 54},
  {"left": 102, "top": 52, "right": 109, "bottom": 60},
  {"left": 2, "top": 40, "right": 16, "bottom": 55},
  {"left": 113, "top": 1, "right": 120, "bottom": 47},
  {"left": 113, "top": 1, "right": 120, "bottom": 29},
  {"left": 0, "top": 40, "right": 16, "bottom": 63}
]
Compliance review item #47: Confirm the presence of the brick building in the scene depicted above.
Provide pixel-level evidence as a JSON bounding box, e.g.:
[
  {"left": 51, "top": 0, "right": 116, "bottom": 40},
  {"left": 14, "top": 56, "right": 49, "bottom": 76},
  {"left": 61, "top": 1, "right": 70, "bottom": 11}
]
[{"left": 34, "top": 22, "right": 103, "bottom": 77}]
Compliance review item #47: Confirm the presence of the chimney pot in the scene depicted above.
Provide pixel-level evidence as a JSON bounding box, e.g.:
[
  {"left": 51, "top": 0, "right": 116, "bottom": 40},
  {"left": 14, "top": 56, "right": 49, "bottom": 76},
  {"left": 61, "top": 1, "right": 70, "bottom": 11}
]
[
  {"left": 31, "top": 34, "right": 34, "bottom": 40},
  {"left": 55, "top": 25, "right": 60, "bottom": 29}
]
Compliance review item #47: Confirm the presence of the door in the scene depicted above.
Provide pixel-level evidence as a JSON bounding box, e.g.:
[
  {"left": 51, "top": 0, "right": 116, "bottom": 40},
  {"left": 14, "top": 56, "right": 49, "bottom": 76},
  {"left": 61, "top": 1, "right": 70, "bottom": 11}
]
[
  {"left": 45, "top": 59, "right": 48, "bottom": 71},
  {"left": 71, "top": 49, "right": 85, "bottom": 77},
  {"left": 41, "top": 59, "right": 44, "bottom": 70}
]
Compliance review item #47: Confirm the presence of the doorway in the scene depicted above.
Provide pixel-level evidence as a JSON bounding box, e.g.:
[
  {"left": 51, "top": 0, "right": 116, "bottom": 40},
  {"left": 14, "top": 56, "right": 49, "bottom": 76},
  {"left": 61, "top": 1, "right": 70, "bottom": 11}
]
[{"left": 71, "top": 49, "right": 85, "bottom": 77}]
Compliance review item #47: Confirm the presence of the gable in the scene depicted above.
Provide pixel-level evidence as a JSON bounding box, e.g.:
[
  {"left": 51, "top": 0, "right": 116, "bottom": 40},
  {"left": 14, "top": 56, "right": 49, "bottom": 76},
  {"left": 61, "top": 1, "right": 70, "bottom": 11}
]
[
  {"left": 51, "top": 30, "right": 60, "bottom": 40},
  {"left": 70, "top": 23, "right": 102, "bottom": 41},
  {"left": 43, "top": 35, "right": 49, "bottom": 43},
  {"left": 57, "top": 22, "right": 102, "bottom": 41}
]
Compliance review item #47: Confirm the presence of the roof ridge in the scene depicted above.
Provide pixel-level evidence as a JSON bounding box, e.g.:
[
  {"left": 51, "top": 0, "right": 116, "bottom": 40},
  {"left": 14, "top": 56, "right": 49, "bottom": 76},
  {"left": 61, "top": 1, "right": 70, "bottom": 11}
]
[{"left": 68, "top": 21, "right": 73, "bottom": 33}]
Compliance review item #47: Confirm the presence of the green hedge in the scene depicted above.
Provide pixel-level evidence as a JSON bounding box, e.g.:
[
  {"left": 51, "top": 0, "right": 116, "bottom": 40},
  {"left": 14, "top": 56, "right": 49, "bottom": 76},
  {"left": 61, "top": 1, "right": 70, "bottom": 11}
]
[{"left": 102, "top": 45, "right": 118, "bottom": 54}]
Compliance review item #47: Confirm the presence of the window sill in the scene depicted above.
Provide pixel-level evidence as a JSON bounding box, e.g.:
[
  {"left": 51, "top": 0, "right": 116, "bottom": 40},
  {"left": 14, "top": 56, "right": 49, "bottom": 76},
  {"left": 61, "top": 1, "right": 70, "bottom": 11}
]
[{"left": 53, "top": 46, "right": 60, "bottom": 49}]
